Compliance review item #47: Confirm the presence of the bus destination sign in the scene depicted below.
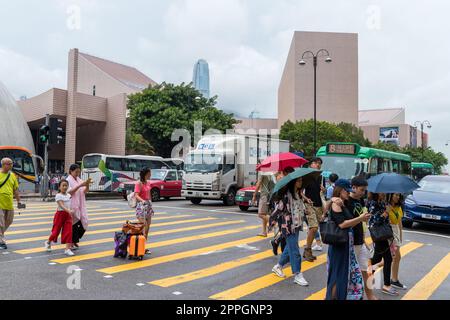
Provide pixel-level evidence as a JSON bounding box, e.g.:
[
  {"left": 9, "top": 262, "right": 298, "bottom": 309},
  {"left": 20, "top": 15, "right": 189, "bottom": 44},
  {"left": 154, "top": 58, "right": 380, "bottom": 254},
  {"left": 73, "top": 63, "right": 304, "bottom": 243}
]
[{"left": 326, "top": 144, "right": 357, "bottom": 155}]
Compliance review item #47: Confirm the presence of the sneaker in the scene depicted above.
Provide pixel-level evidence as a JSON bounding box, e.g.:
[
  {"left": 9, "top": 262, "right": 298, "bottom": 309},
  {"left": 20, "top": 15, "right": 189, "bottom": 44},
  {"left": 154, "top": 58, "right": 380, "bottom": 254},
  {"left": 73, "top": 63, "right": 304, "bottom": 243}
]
[
  {"left": 312, "top": 244, "right": 323, "bottom": 252},
  {"left": 272, "top": 264, "right": 286, "bottom": 278},
  {"left": 270, "top": 239, "right": 279, "bottom": 256},
  {"left": 294, "top": 273, "right": 309, "bottom": 286},
  {"left": 391, "top": 280, "right": 407, "bottom": 290},
  {"left": 44, "top": 241, "right": 52, "bottom": 252},
  {"left": 70, "top": 246, "right": 78, "bottom": 251},
  {"left": 0, "top": 243, "right": 7, "bottom": 250},
  {"left": 64, "top": 249, "right": 75, "bottom": 256},
  {"left": 382, "top": 286, "right": 399, "bottom": 296}
]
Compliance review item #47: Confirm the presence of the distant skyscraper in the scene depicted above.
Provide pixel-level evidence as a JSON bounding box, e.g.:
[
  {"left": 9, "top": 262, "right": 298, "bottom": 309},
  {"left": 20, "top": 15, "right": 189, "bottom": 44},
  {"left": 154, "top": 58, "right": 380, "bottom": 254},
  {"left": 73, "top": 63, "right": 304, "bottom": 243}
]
[{"left": 193, "top": 59, "right": 210, "bottom": 98}]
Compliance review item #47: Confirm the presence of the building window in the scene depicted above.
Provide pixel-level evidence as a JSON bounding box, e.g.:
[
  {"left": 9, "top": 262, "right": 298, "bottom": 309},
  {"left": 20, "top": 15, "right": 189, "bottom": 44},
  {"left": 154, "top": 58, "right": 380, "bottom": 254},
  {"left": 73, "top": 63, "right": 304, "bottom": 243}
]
[{"left": 93, "top": 85, "right": 96, "bottom": 96}]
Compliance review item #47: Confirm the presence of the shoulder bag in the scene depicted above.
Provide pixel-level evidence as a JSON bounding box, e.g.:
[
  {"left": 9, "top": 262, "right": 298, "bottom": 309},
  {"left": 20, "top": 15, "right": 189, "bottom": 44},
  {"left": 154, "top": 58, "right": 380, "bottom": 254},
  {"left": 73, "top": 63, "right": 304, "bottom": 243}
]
[
  {"left": 319, "top": 209, "right": 349, "bottom": 245},
  {"left": 369, "top": 219, "right": 394, "bottom": 242},
  {"left": 0, "top": 172, "right": 11, "bottom": 190}
]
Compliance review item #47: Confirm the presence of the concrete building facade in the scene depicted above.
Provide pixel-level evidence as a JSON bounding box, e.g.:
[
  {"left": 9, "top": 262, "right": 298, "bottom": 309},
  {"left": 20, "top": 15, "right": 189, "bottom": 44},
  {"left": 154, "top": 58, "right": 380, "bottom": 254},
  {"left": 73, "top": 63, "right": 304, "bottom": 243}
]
[
  {"left": 278, "top": 31, "right": 359, "bottom": 128},
  {"left": 359, "top": 108, "right": 427, "bottom": 148},
  {"left": 19, "top": 48, "right": 156, "bottom": 172}
]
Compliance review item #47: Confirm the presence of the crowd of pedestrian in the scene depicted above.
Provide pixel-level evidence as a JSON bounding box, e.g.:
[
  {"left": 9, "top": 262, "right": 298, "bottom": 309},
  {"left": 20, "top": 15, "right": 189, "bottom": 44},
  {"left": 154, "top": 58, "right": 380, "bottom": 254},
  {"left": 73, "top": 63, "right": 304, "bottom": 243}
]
[{"left": 255, "top": 156, "right": 407, "bottom": 300}]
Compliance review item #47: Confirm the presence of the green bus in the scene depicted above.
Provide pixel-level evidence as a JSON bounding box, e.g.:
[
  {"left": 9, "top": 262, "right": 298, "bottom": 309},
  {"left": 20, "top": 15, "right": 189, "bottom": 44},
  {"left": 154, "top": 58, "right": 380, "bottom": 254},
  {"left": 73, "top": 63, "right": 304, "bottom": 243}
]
[
  {"left": 316, "top": 142, "right": 412, "bottom": 180},
  {"left": 411, "top": 162, "right": 434, "bottom": 181}
]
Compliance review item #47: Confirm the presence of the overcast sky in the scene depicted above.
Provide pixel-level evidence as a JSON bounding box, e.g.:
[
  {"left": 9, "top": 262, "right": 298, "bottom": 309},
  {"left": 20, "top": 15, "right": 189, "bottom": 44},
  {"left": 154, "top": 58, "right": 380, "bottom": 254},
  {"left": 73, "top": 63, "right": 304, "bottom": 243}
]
[{"left": 1, "top": 0, "right": 449, "bottom": 171}]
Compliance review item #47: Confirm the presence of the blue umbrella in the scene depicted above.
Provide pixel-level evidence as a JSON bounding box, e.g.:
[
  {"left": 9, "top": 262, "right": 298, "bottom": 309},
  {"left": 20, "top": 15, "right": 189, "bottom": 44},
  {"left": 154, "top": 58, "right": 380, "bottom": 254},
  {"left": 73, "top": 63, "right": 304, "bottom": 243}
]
[
  {"left": 272, "top": 168, "right": 322, "bottom": 195},
  {"left": 367, "top": 173, "right": 420, "bottom": 194}
]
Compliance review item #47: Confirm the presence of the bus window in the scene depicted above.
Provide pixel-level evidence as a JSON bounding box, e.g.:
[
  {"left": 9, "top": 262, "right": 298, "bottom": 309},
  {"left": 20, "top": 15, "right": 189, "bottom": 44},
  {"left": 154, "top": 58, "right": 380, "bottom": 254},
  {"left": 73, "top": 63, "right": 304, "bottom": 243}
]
[
  {"left": 369, "top": 158, "right": 378, "bottom": 175},
  {"left": 106, "top": 157, "right": 124, "bottom": 171},
  {"left": 83, "top": 155, "right": 102, "bottom": 169},
  {"left": 377, "top": 158, "right": 384, "bottom": 174},
  {"left": 23, "top": 156, "right": 35, "bottom": 175},
  {"left": 124, "top": 159, "right": 139, "bottom": 172},
  {"left": 401, "top": 161, "right": 411, "bottom": 176},
  {"left": 392, "top": 160, "right": 400, "bottom": 173}
]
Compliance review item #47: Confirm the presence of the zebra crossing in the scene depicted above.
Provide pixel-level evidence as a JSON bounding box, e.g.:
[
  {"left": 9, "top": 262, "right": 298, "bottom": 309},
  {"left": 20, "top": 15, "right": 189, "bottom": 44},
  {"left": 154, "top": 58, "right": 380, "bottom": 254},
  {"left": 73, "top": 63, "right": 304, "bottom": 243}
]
[{"left": 3, "top": 201, "right": 449, "bottom": 300}]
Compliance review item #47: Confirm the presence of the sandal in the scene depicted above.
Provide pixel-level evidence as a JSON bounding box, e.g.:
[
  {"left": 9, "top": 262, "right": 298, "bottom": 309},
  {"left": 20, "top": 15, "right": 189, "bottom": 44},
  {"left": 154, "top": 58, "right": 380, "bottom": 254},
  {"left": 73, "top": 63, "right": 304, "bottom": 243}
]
[
  {"left": 382, "top": 286, "right": 399, "bottom": 296},
  {"left": 145, "top": 249, "right": 151, "bottom": 255},
  {"left": 257, "top": 233, "right": 268, "bottom": 238}
]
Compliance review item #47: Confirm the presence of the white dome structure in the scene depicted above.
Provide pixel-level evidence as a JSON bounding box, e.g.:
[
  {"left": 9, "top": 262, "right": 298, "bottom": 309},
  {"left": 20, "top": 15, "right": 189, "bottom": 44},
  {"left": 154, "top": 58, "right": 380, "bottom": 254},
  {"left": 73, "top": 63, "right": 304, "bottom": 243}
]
[{"left": 0, "top": 81, "right": 35, "bottom": 153}]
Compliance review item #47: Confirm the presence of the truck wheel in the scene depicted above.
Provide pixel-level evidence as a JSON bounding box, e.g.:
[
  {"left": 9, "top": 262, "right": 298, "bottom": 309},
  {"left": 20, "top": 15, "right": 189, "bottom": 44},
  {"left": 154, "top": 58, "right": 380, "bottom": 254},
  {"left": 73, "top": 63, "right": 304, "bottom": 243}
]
[
  {"left": 151, "top": 188, "right": 160, "bottom": 202},
  {"left": 239, "top": 205, "right": 249, "bottom": 211},
  {"left": 190, "top": 198, "right": 202, "bottom": 205},
  {"left": 223, "top": 188, "right": 236, "bottom": 206}
]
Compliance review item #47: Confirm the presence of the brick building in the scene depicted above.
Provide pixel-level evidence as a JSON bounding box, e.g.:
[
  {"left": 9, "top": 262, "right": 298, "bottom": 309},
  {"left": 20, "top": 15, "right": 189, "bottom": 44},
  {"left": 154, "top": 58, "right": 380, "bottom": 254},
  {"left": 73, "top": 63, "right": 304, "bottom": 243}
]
[{"left": 18, "top": 49, "right": 156, "bottom": 172}]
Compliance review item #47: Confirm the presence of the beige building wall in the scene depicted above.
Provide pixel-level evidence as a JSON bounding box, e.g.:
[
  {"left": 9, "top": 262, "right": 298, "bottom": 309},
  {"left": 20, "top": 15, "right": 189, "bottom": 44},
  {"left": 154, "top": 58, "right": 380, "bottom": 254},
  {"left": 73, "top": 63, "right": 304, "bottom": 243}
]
[
  {"left": 278, "top": 31, "right": 359, "bottom": 128},
  {"left": 105, "top": 93, "right": 127, "bottom": 155},
  {"left": 77, "top": 54, "right": 136, "bottom": 98},
  {"left": 233, "top": 117, "right": 279, "bottom": 131},
  {"left": 360, "top": 124, "right": 425, "bottom": 148}
]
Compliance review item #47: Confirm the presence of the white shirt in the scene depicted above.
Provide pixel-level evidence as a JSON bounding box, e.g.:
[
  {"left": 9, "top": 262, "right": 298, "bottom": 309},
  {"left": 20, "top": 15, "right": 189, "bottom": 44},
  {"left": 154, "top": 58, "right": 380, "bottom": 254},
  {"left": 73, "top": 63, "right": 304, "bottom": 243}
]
[{"left": 55, "top": 193, "right": 71, "bottom": 211}]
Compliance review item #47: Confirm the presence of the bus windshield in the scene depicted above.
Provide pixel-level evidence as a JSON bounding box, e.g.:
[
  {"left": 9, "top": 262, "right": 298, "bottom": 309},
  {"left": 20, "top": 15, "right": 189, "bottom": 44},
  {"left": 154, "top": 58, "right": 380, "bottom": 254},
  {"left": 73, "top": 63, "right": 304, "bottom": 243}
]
[
  {"left": 185, "top": 154, "right": 223, "bottom": 173},
  {"left": 83, "top": 155, "right": 102, "bottom": 169},
  {"left": 321, "top": 156, "right": 367, "bottom": 179}
]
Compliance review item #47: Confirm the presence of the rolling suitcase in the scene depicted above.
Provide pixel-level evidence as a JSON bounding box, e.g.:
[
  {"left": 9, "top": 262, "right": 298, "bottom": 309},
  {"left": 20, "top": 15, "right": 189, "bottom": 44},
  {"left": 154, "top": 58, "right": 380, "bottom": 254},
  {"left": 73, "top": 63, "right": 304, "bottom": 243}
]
[{"left": 128, "top": 235, "right": 146, "bottom": 260}]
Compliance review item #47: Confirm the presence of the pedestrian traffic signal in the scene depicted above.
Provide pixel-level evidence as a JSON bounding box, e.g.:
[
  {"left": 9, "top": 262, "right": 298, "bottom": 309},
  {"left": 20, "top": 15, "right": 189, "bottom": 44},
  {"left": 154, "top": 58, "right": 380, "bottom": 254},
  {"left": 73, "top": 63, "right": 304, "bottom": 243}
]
[
  {"left": 39, "top": 125, "right": 50, "bottom": 143},
  {"left": 49, "top": 118, "right": 65, "bottom": 144}
]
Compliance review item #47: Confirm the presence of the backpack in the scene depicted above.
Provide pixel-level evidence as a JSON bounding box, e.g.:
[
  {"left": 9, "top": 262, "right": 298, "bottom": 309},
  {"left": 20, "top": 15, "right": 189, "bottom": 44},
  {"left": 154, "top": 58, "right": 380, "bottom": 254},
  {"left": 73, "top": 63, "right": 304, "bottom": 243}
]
[{"left": 113, "top": 231, "right": 130, "bottom": 258}]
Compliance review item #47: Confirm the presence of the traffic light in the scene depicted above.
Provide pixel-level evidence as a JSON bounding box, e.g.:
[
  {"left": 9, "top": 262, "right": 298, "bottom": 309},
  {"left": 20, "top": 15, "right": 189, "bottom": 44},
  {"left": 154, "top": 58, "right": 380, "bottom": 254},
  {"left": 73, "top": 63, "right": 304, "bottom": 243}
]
[
  {"left": 49, "top": 118, "right": 65, "bottom": 144},
  {"left": 39, "top": 125, "right": 50, "bottom": 144}
]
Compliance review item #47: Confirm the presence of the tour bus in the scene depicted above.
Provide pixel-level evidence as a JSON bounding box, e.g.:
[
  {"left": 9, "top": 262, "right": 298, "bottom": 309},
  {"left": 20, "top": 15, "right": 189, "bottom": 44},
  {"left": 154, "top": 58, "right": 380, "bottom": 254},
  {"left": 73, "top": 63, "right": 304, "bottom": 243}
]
[
  {"left": 316, "top": 142, "right": 412, "bottom": 180},
  {"left": 412, "top": 162, "right": 434, "bottom": 181},
  {"left": 81, "top": 153, "right": 169, "bottom": 192},
  {"left": 0, "top": 146, "right": 39, "bottom": 193}
]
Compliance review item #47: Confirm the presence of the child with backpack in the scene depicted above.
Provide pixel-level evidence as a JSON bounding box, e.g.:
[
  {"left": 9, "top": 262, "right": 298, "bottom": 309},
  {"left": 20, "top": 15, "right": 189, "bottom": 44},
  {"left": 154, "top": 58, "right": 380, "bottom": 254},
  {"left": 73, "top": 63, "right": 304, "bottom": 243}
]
[{"left": 44, "top": 179, "right": 75, "bottom": 256}]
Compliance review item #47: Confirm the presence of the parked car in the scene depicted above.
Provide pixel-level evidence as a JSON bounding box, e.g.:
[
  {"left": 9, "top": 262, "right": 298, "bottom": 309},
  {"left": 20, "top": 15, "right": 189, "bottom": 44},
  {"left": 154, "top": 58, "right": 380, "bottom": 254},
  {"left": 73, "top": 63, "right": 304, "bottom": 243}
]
[
  {"left": 235, "top": 186, "right": 260, "bottom": 212},
  {"left": 118, "top": 169, "right": 183, "bottom": 201},
  {"left": 403, "top": 175, "right": 450, "bottom": 228}
]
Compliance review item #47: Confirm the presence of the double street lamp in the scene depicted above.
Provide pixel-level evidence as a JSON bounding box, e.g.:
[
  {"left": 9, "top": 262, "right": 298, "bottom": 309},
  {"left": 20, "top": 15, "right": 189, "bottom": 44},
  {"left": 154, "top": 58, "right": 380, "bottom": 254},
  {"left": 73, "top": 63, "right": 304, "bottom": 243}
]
[
  {"left": 414, "top": 120, "right": 432, "bottom": 162},
  {"left": 299, "top": 49, "right": 332, "bottom": 155}
]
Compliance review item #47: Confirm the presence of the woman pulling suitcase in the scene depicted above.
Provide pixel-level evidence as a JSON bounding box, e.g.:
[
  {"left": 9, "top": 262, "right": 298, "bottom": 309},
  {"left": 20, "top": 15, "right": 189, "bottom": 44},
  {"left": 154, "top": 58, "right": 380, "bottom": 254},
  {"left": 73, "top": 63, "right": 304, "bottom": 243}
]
[{"left": 134, "top": 167, "right": 154, "bottom": 255}]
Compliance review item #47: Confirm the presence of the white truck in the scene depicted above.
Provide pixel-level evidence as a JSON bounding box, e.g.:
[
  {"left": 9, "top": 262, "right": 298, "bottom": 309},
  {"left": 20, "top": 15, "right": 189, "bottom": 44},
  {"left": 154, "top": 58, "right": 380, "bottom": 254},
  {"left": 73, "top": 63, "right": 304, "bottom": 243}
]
[{"left": 181, "top": 134, "right": 290, "bottom": 205}]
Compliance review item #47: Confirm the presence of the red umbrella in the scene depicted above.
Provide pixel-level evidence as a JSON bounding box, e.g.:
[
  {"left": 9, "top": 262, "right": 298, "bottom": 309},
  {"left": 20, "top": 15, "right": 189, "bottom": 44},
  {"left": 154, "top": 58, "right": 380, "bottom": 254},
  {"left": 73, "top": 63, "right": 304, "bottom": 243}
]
[{"left": 256, "top": 152, "right": 308, "bottom": 172}]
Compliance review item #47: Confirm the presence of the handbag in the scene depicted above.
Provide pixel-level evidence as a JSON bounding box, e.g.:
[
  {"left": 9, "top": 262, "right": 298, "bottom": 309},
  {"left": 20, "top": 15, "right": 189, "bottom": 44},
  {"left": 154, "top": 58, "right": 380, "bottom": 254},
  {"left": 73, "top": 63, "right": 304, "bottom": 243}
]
[
  {"left": 319, "top": 211, "right": 349, "bottom": 245},
  {"left": 127, "top": 182, "right": 141, "bottom": 208},
  {"left": 122, "top": 220, "right": 145, "bottom": 235},
  {"left": 369, "top": 220, "right": 394, "bottom": 242}
]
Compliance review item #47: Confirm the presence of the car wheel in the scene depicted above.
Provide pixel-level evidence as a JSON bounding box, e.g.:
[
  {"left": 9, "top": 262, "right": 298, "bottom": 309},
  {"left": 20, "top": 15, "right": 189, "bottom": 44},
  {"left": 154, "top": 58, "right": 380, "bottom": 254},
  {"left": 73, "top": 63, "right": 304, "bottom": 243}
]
[
  {"left": 151, "top": 188, "right": 160, "bottom": 202},
  {"left": 223, "top": 188, "right": 236, "bottom": 206},
  {"left": 239, "top": 205, "right": 249, "bottom": 211},
  {"left": 190, "top": 198, "right": 202, "bottom": 205}
]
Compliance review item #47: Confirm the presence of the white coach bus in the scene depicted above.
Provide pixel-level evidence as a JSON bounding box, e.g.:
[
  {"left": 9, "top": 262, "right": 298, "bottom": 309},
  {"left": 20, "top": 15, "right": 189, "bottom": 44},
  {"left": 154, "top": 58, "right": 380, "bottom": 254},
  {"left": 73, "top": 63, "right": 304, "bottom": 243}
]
[{"left": 81, "top": 153, "right": 169, "bottom": 192}]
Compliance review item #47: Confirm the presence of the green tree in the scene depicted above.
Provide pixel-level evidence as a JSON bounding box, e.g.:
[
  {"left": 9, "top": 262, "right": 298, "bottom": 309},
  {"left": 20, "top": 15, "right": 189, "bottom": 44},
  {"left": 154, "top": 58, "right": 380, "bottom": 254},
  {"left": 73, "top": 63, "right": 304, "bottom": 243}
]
[
  {"left": 280, "top": 119, "right": 346, "bottom": 157},
  {"left": 126, "top": 129, "right": 154, "bottom": 155},
  {"left": 128, "top": 82, "right": 238, "bottom": 157},
  {"left": 336, "top": 122, "right": 372, "bottom": 147}
]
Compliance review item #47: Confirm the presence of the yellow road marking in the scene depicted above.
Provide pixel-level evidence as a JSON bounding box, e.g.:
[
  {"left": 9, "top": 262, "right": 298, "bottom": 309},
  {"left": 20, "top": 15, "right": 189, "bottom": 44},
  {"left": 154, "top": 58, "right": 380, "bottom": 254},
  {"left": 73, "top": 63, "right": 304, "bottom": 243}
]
[
  {"left": 14, "top": 208, "right": 123, "bottom": 219},
  {"left": 54, "top": 225, "right": 259, "bottom": 264},
  {"left": 19, "top": 206, "right": 99, "bottom": 212},
  {"left": 210, "top": 253, "right": 328, "bottom": 300},
  {"left": 305, "top": 241, "right": 424, "bottom": 300},
  {"left": 96, "top": 233, "right": 273, "bottom": 275},
  {"left": 11, "top": 212, "right": 172, "bottom": 228},
  {"left": 13, "top": 210, "right": 164, "bottom": 222},
  {"left": 7, "top": 214, "right": 191, "bottom": 233},
  {"left": 18, "top": 220, "right": 246, "bottom": 255},
  {"left": 7, "top": 217, "right": 217, "bottom": 243},
  {"left": 402, "top": 253, "right": 450, "bottom": 300},
  {"left": 150, "top": 240, "right": 307, "bottom": 288}
]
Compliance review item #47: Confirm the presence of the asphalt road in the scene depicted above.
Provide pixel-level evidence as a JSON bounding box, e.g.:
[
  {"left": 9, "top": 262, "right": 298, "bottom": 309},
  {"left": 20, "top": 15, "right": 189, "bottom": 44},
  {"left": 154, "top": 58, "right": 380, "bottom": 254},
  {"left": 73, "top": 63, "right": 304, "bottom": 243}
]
[{"left": 1, "top": 198, "right": 449, "bottom": 300}]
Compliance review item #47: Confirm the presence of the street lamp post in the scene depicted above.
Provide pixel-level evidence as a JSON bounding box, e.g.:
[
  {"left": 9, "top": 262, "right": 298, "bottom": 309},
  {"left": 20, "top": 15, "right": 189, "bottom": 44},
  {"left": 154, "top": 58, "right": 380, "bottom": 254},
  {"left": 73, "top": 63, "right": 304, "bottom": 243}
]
[
  {"left": 299, "top": 49, "right": 332, "bottom": 155},
  {"left": 414, "top": 120, "right": 432, "bottom": 162}
]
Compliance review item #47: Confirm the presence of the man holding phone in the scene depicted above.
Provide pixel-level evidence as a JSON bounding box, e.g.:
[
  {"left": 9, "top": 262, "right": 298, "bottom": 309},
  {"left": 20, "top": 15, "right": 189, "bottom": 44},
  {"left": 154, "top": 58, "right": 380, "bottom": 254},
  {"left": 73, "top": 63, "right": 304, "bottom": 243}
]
[{"left": 0, "top": 157, "right": 24, "bottom": 249}]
